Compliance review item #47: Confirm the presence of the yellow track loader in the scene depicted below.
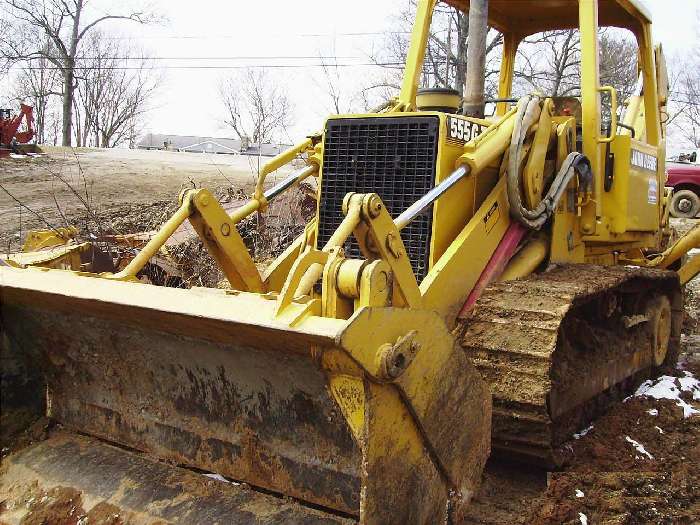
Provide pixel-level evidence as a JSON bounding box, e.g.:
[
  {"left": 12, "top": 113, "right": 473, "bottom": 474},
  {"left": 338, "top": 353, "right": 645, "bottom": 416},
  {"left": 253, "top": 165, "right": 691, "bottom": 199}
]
[{"left": 2, "top": 0, "right": 699, "bottom": 523}]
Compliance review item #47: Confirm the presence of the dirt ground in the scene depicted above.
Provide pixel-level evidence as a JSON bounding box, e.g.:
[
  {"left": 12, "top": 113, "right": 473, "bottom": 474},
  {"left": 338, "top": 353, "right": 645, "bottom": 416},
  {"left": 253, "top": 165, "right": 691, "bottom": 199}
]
[
  {"left": 0, "top": 148, "right": 294, "bottom": 253},
  {"left": 0, "top": 148, "right": 698, "bottom": 524}
]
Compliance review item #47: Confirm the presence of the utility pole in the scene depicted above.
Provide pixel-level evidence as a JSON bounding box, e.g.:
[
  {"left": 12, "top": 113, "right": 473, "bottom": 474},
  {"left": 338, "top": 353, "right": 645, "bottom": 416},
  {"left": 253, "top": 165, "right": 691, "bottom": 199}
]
[{"left": 462, "top": 0, "right": 488, "bottom": 117}]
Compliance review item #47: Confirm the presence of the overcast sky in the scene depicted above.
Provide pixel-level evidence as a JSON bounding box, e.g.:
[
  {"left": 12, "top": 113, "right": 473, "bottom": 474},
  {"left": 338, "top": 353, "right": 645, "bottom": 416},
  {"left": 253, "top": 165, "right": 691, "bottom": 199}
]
[
  {"left": 3, "top": 0, "right": 699, "bottom": 143},
  {"left": 127, "top": 0, "right": 405, "bottom": 141}
]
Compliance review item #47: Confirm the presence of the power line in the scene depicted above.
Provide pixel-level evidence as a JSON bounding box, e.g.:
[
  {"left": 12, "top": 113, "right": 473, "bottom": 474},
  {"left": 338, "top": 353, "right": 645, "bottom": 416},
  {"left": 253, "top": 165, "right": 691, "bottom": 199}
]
[
  {"left": 12, "top": 57, "right": 700, "bottom": 105},
  {"left": 102, "top": 31, "right": 411, "bottom": 40},
  {"left": 26, "top": 55, "right": 364, "bottom": 61},
  {"left": 22, "top": 62, "right": 406, "bottom": 71}
]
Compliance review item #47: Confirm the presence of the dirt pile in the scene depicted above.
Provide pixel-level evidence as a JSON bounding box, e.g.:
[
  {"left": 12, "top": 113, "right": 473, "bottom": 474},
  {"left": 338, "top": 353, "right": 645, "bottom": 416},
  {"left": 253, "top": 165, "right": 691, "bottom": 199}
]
[
  {"left": 0, "top": 484, "right": 127, "bottom": 525},
  {"left": 149, "top": 182, "right": 315, "bottom": 288},
  {"left": 0, "top": 150, "right": 294, "bottom": 254},
  {"left": 54, "top": 182, "right": 316, "bottom": 288},
  {"left": 526, "top": 379, "right": 699, "bottom": 524}
]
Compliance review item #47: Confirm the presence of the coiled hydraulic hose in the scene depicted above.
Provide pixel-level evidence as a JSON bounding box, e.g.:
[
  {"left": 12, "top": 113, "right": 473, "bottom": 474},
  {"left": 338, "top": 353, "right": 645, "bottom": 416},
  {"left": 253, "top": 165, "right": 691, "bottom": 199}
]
[{"left": 507, "top": 95, "right": 592, "bottom": 230}]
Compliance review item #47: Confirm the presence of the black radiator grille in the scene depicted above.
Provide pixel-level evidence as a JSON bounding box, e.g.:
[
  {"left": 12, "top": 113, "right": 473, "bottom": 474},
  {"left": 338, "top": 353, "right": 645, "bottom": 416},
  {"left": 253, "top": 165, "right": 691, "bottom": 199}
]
[{"left": 318, "top": 116, "right": 439, "bottom": 282}]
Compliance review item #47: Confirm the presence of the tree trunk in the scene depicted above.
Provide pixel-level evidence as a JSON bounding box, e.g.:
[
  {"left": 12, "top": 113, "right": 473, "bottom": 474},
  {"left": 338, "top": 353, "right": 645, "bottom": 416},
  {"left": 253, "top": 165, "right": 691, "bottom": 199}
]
[
  {"left": 82, "top": 108, "right": 90, "bottom": 147},
  {"left": 36, "top": 99, "right": 46, "bottom": 144},
  {"left": 61, "top": 68, "right": 74, "bottom": 146},
  {"left": 62, "top": 0, "right": 83, "bottom": 147},
  {"left": 73, "top": 99, "right": 82, "bottom": 147},
  {"left": 454, "top": 12, "right": 468, "bottom": 96}
]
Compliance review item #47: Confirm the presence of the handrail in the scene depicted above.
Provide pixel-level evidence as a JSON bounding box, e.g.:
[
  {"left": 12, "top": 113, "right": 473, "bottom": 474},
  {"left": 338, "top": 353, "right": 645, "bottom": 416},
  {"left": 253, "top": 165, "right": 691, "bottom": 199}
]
[
  {"left": 252, "top": 138, "right": 315, "bottom": 200},
  {"left": 230, "top": 164, "right": 317, "bottom": 224},
  {"left": 598, "top": 86, "right": 618, "bottom": 144}
]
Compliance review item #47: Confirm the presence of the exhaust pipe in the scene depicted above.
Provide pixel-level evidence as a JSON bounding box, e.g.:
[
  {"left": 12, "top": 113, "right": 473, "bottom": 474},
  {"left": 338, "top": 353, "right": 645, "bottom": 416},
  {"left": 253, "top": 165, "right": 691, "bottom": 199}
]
[{"left": 462, "top": 0, "right": 489, "bottom": 118}]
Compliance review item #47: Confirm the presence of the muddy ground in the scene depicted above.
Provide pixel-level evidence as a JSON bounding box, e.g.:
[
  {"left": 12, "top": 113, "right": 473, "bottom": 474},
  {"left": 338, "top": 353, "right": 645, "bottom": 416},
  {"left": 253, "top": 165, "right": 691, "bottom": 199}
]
[{"left": 0, "top": 149, "right": 698, "bottom": 524}]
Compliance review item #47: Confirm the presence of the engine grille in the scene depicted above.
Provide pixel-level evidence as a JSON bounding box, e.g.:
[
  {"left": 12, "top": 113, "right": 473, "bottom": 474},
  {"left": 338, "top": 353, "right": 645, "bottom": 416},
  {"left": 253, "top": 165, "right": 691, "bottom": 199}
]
[{"left": 318, "top": 116, "right": 439, "bottom": 282}]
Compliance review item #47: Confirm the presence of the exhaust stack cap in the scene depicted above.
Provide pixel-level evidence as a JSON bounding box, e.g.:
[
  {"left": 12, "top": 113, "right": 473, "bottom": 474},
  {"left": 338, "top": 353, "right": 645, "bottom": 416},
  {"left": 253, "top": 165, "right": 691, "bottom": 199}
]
[{"left": 416, "top": 88, "right": 462, "bottom": 113}]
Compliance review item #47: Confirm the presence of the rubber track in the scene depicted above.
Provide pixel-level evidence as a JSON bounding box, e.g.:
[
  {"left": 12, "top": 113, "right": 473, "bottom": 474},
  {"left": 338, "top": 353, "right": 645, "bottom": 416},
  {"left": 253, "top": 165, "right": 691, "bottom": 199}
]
[{"left": 459, "top": 264, "right": 681, "bottom": 467}]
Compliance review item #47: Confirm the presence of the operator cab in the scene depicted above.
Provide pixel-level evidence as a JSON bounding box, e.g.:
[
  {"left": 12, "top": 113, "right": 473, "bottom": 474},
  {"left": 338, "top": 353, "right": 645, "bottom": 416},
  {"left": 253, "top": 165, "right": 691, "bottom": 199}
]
[
  {"left": 441, "top": 0, "right": 663, "bottom": 136},
  {"left": 435, "top": 0, "right": 667, "bottom": 235}
]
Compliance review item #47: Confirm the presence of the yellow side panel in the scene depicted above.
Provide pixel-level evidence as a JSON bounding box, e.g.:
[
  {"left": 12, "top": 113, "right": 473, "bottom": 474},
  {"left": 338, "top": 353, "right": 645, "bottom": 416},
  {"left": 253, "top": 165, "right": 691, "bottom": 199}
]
[
  {"left": 626, "top": 140, "right": 660, "bottom": 232},
  {"left": 430, "top": 134, "right": 475, "bottom": 264},
  {"left": 422, "top": 177, "right": 511, "bottom": 322},
  {"left": 430, "top": 114, "right": 497, "bottom": 268},
  {"left": 605, "top": 135, "right": 631, "bottom": 234},
  {"left": 551, "top": 181, "right": 585, "bottom": 263},
  {"left": 604, "top": 136, "right": 659, "bottom": 234}
]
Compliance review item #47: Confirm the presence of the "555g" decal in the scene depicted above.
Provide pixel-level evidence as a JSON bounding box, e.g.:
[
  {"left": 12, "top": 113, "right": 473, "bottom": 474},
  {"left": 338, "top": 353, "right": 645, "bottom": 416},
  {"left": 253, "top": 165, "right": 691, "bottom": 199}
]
[{"left": 447, "top": 115, "right": 485, "bottom": 143}]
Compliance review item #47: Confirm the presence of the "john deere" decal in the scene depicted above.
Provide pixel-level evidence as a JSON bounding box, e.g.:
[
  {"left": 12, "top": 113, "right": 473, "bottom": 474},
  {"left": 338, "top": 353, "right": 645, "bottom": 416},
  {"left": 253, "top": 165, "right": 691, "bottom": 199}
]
[{"left": 630, "top": 149, "right": 657, "bottom": 172}]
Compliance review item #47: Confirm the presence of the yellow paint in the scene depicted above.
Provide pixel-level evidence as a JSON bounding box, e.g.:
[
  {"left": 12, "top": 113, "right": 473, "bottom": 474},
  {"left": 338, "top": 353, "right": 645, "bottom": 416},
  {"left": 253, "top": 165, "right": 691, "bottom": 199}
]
[
  {"left": 328, "top": 374, "right": 365, "bottom": 443},
  {"left": 500, "top": 235, "right": 549, "bottom": 282},
  {"left": 679, "top": 254, "right": 700, "bottom": 286},
  {"left": 22, "top": 227, "right": 77, "bottom": 252},
  {"left": 421, "top": 177, "right": 511, "bottom": 322},
  {"left": 398, "top": 0, "right": 438, "bottom": 110}
]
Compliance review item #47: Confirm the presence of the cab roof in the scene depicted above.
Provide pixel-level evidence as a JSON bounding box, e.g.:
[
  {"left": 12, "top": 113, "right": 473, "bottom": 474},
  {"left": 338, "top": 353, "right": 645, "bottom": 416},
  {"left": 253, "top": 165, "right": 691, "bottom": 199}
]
[{"left": 443, "top": 0, "right": 652, "bottom": 36}]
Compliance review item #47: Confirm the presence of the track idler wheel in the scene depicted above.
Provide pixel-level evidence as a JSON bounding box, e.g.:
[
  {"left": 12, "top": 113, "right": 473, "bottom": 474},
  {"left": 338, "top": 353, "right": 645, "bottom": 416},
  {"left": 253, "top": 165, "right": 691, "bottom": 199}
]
[{"left": 645, "top": 295, "right": 672, "bottom": 367}]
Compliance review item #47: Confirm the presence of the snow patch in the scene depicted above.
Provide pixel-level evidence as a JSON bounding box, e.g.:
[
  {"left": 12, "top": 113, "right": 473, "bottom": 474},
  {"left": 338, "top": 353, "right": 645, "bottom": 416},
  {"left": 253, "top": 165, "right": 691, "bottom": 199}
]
[
  {"left": 625, "top": 436, "right": 654, "bottom": 459},
  {"left": 203, "top": 473, "right": 239, "bottom": 485},
  {"left": 647, "top": 408, "right": 658, "bottom": 416},
  {"left": 573, "top": 424, "right": 594, "bottom": 439},
  {"left": 654, "top": 426, "right": 664, "bottom": 434},
  {"left": 679, "top": 371, "right": 700, "bottom": 401},
  {"left": 632, "top": 372, "right": 700, "bottom": 418},
  {"left": 579, "top": 512, "right": 588, "bottom": 525},
  {"left": 575, "top": 489, "right": 584, "bottom": 498}
]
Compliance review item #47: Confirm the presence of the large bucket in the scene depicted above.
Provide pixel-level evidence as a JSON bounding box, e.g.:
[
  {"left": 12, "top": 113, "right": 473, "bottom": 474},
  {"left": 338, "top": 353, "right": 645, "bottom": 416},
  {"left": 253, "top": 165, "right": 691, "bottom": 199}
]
[{"left": 0, "top": 266, "right": 490, "bottom": 523}]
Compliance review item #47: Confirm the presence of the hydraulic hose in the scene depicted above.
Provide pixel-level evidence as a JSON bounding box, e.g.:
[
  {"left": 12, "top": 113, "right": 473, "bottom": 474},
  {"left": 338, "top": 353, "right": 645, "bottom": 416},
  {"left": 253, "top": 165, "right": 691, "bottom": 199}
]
[{"left": 507, "top": 95, "right": 592, "bottom": 230}]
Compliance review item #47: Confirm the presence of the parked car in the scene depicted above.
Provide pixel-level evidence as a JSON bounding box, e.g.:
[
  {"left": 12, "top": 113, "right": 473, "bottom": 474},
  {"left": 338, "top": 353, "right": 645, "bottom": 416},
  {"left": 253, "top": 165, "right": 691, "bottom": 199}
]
[{"left": 666, "top": 148, "right": 700, "bottom": 218}]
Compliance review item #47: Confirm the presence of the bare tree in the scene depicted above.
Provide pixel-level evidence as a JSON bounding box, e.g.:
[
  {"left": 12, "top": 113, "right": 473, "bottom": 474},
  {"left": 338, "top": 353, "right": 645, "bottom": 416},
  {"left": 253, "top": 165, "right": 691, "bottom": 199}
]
[
  {"left": 316, "top": 48, "right": 351, "bottom": 115},
  {"left": 515, "top": 30, "right": 581, "bottom": 97},
  {"left": 599, "top": 31, "right": 638, "bottom": 103},
  {"left": 670, "top": 48, "right": 700, "bottom": 147},
  {"left": 313, "top": 45, "right": 372, "bottom": 116},
  {"left": 667, "top": 9, "right": 700, "bottom": 148},
  {"left": 0, "top": 0, "right": 157, "bottom": 146},
  {"left": 12, "top": 41, "right": 62, "bottom": 143},
  {"left": 0, "top": 18, "right": 11, "bottom": 77},
  {"left": 368, "top": 1, "right": 503, "bottom": 104},
  {"left": 219, "top": 69, "right": 293, "bottom": 144},
  {"left": 515, "top": 28, "right": 637, "bottom": 106},
  {"left": 74, "top": 31, "right": 160, "bottom": 148}
]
